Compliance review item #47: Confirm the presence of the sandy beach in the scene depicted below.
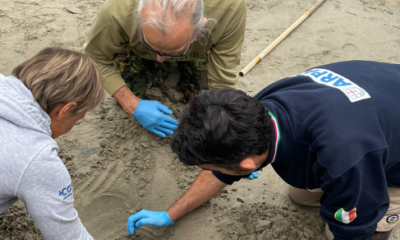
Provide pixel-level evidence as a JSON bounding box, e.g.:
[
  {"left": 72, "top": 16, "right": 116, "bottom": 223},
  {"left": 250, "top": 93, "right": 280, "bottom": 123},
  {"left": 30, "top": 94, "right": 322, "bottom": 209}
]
[{"left": 1, "top": 0, "right": 400, "bottom": 239}]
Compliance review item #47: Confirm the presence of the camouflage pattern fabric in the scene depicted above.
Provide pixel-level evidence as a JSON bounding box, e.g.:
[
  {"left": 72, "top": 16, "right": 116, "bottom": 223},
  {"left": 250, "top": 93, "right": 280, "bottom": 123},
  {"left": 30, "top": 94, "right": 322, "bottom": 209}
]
[
  {"left": 176, "top": 53, "right": 208, "bottom": 102},
  {"left": 115, "top": 48, "right": 208, "bottom": 102},
  {"left": 114, "top": 47, "right": 171, "bottom": 99}
]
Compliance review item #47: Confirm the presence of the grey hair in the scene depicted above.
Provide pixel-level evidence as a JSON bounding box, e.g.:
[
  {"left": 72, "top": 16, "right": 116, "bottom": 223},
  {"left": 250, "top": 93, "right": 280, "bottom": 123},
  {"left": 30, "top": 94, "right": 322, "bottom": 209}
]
[{"left": 137, "top": 0, "right": 216, "bottom": 45}]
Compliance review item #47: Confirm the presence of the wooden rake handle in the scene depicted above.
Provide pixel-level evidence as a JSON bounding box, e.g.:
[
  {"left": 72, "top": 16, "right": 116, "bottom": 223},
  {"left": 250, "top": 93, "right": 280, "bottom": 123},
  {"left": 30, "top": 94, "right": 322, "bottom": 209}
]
[{"left": 239, "top": 0, "right": 326, "bottom": 77}]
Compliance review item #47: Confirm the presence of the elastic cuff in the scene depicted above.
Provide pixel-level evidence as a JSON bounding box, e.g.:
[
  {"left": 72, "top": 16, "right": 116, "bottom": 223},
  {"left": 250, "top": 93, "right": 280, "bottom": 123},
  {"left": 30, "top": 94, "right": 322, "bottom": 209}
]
[
  {"left": 207, "top": 77, "right": 238, "bottom": 90},
  {"left": 163, "top": 211, "right": 175, "bottom": 225},
  {"left": 104, "top": 74, "right": 127, "bottom": 96}
]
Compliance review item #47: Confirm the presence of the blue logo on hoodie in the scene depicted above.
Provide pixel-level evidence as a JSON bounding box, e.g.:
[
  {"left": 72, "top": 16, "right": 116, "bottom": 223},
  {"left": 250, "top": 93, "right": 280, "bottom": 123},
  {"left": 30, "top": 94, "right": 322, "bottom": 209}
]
[{"left": 59, "top": 183, "right": 73, "bottom": 200}]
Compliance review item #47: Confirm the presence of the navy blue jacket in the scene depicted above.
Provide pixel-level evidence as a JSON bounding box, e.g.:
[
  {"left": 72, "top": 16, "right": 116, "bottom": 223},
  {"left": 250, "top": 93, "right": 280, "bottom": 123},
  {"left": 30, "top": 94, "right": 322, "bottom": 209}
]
[{"left": 213, "top": 61, "right": 400, "bottom": 240}]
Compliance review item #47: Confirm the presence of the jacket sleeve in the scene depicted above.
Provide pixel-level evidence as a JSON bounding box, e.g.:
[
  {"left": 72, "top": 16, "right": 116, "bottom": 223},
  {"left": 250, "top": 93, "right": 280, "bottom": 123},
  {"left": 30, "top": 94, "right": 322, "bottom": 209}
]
[
  {"left": 319, "top": 148, "right": 389, "bottom": 240},
  {"left": 16, "top": 145, "right": 93, "bottom": 240},
  {"left": 207, "top": 0, "right": 246, "bottom": 90},
  {"left": 84, "top": 5, "right": 129, "bottom": 96},
  {"left": 212, "top": 171, "right": 248, "bottom": 185}
]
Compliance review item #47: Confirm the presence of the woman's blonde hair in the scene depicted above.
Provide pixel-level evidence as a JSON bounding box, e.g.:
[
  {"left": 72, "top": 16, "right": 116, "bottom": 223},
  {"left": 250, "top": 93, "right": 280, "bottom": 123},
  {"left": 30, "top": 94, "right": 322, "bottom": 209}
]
[{"left": 12, "top": 47, "right": 104, "bottom": 113}]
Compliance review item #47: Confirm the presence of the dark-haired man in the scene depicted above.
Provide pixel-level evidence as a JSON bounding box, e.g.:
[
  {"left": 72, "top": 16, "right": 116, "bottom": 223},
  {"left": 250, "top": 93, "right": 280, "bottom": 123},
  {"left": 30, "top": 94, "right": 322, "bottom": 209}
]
[{"left": 127, "top": 61, "right": 400, "bottom": 240}]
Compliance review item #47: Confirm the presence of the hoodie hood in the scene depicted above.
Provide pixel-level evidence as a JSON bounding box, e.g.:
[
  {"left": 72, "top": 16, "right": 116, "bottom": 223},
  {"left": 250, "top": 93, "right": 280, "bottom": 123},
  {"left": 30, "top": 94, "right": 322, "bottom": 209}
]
[{"left": 0, "top": 74, "right": 51, "bottom": 136}]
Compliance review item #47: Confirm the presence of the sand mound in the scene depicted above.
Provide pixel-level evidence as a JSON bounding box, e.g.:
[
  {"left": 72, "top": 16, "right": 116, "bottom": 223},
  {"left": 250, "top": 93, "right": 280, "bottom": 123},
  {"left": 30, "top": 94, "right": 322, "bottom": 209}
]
[
  {"left": 215, "top": 202, "right": 324, "bottom": 240},
  {"left": 0, "top": 202, "right": 44, "bottom": 240}
]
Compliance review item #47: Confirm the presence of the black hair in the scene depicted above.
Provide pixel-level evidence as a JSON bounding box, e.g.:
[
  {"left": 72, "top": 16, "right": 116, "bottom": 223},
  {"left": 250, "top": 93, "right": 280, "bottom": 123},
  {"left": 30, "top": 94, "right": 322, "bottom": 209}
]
[{"left": 170, "top": 88, "right": 272, "bottom": 169}]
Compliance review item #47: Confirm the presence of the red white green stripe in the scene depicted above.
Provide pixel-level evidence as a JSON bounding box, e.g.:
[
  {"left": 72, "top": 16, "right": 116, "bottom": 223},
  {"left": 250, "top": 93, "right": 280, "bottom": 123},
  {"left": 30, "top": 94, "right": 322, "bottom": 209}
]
[
  {"left": 268, "top": 112, "right": 280, "bottom": 163},
  {"left": 334, "top": 208, "right": 357, "bottom": 224}
]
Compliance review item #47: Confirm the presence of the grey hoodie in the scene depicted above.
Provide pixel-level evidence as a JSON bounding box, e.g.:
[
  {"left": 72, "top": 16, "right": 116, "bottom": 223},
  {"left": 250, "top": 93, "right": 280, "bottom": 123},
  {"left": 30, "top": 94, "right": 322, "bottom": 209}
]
[{"left": 0, "top": 74, "right": 93, "bottom": 239}]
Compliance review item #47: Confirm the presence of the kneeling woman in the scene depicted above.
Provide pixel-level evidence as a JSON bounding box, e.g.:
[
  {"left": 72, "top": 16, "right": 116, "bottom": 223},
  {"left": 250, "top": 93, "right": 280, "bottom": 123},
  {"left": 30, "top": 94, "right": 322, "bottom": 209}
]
[{"left": 0, "top": 47, "right": 104, "bottom": 239}]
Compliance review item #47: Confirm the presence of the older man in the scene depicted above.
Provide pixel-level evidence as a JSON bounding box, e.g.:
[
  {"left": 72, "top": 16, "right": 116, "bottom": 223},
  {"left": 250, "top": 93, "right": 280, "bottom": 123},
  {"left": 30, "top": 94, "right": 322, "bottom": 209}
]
[
  {"left": 127, "top": 61, "right": 400, "bottom": 240},
  {"left": 85, "top": 0, "right": 246, "bottom": 137}
]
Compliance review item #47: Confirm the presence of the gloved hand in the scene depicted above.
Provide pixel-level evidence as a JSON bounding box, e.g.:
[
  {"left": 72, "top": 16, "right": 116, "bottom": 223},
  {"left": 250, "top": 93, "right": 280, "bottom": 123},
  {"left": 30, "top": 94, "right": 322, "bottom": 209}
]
[
  {"left": 127, "top": 210, "right": 174, "bottom": 235},
  {"left": 248, "top": 171, "right": 258, "bottom": 180},
  {"left": 133, "top": 100, "right": 178, "bottom": 137}
]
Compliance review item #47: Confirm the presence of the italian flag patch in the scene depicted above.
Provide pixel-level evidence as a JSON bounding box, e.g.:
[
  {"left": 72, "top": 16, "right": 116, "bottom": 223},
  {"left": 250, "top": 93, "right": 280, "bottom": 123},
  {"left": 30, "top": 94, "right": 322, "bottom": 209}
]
[{"left": 334, "top": 208, "right": 357, "bottom": 224}]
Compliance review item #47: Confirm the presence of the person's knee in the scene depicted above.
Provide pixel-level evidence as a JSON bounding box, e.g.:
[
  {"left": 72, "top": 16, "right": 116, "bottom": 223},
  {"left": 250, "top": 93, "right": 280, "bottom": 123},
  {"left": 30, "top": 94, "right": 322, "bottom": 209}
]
[
  {"left": 372, "top": 230, "right": 392, "bottom": 240},
  {"left": 325, "top": 223, "right": 393, "bottom": 240},
  {"left": 376, "top": 187, "right": 400, "bottom": 232},
  {"left": 288, "top": 186, "right": 323, "bottom": 207},
  {"left": 325, "top": 224, "right": 334, "bottom": 240},
  {"left": 376, "top": 214, "right": 398, "bottom": 232}
]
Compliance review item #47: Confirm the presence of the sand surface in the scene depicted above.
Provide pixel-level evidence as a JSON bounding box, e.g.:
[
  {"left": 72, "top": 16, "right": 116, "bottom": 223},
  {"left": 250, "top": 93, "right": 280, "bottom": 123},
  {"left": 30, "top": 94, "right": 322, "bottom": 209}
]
[{"left": 1, "top": 0, "right": 400, "bottom": 239}]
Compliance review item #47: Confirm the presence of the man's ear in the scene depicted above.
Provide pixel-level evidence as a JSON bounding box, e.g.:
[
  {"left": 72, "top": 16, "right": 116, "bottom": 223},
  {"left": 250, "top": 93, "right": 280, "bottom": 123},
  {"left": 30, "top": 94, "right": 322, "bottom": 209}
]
[
  {"left": 238, "top": 157, "right": 257, "bottom": 171},
  {"left": 59, "top": 102, "right": 77, "bottom": 118}
]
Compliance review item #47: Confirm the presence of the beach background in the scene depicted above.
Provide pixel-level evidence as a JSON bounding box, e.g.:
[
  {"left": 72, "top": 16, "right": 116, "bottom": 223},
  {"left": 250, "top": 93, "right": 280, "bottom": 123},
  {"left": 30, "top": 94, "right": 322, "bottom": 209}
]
[{"left": 1, "top": 0, "right": 400, "bottom": 239}]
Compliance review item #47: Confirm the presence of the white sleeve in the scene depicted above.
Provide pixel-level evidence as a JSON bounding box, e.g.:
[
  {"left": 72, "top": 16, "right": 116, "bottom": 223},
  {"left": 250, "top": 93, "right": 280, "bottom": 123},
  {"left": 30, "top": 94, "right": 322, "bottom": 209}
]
[{"left": 16, "top": 145, "right": 93, "bottom": 240}]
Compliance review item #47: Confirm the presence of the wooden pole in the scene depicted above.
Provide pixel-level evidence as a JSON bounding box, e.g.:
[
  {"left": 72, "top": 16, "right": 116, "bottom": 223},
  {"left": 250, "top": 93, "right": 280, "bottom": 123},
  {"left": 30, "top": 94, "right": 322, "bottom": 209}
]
[{"left": 239, "top": 0, "right": 326, "bottom": 77}]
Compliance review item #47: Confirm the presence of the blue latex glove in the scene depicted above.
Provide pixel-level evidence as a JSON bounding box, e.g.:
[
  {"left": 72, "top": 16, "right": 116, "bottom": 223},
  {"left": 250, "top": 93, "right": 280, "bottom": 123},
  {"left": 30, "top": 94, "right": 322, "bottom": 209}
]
[
  {"left": 127, "top": 210, "right": 174, "bottom": 235},
  {"left": 133, "top": 100, "right": 178, "bottom": 137},
  {"left": 248, "top": 171, "right": 258, "bottom": 180}
]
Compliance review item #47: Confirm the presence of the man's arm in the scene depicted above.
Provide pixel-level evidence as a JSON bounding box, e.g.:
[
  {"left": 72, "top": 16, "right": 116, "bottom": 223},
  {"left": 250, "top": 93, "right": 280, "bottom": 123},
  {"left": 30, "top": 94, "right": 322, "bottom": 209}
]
[
  {"left": 207, "top": 0, "right": 246, "bottom": 89},
  {"left": 84, "top": 7, "right": 127, "bottom": 97},
  {"left": 85, "top": 20, "right": 141, "bottom": 116},
  {"left": 127, "top": 170, "right": 227, "bottom": 234},
  {"left": 113, "top": 86, "right": 140, "bottom": 115},
  {"left": 167, "top": 170, "right": 227, "bottom": 221}
]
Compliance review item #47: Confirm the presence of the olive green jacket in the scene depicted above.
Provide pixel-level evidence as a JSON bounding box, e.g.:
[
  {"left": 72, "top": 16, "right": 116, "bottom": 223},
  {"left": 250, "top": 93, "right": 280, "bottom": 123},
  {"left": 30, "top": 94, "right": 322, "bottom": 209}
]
[{"left": 85, "top": 0, "right": 246, "bottom": 95}]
